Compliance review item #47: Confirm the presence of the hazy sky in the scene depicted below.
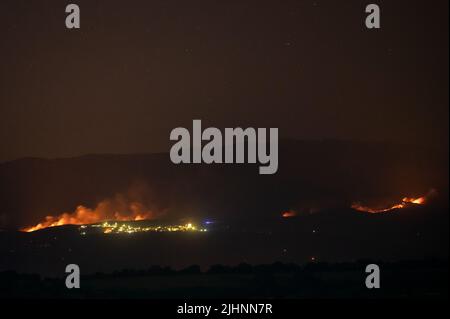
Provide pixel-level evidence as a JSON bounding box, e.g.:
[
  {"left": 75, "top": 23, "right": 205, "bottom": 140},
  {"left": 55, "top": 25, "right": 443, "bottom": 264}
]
[{"left": 0, "top": 0, "right": 448, "bottom": 162}]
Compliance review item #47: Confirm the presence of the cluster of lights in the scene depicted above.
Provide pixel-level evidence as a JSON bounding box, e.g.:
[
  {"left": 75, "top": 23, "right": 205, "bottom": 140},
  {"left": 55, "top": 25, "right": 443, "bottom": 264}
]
[{"left": 79, "top": 222, "right": 207, "bottom": 235}]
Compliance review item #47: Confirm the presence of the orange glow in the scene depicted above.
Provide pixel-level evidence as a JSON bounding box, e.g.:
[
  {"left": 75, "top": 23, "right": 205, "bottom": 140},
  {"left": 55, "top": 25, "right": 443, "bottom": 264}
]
[
  {"left": 403, "top": 196, "right": 426, "bottom": 205},
  {"left": 21, "top": 201, "right": 153, "bottom": 232},
  {"left": 351, "top": 193, "right": 430, "bottom": 214},
  {"left": 282, "top": 210, "right": 297, "bottom": 218}
]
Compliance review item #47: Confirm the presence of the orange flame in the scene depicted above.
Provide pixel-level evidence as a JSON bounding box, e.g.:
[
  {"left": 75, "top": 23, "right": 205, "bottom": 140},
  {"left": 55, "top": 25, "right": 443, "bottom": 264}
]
[
  {"left": 22, "top": 201, "right": 153, "bottom": 232},
  {"left": 282, "top": 210, "right": 297, "bottom": 218},
  {"left": 351, "top": 192, "right": 431, "bottom": 214}
]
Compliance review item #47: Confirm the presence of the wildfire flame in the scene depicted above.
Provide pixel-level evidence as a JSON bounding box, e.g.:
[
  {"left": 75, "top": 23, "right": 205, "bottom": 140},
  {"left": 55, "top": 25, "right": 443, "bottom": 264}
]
[
  {"left": 282, "top": 210, "right": 297, "bottom": 218},
  {"left": 22, "top": 200, "right": 153, "bottom": 232},
  {"left": 351, "top": 192, "right": 432, "bottom": 214}
]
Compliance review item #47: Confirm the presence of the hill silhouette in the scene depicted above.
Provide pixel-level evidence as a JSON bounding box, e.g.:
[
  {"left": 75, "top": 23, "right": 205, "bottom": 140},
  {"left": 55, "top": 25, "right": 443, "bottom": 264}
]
[{"left": 0, "top": 139, "right": 447, "bottom": 230}]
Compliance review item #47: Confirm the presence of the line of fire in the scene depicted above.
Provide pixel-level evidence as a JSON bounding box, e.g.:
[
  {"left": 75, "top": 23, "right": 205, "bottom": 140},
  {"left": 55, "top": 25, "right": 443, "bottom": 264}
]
[{"left": 21, "top": 190, "right": 435, "bottom": 233}]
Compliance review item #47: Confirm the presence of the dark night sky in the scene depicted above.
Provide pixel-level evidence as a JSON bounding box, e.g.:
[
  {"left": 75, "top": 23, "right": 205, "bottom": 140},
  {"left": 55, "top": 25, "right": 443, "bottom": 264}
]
[{"left": 0, "top": 0, "right": 448, "bottom": 162}]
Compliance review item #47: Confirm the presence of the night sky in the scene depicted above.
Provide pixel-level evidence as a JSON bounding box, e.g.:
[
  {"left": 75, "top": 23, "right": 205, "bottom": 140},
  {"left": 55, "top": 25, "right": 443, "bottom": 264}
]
[{"left": 0, "top": 0, "right": 448, "bottom": 162}]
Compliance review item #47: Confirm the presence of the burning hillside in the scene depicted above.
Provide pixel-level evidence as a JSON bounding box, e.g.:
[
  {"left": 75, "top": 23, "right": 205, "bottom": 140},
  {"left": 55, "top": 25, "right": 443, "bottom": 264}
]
[
  {"left": 21, "top": 194, "right": 156, "bottom": 232},
  {"left": 22, "top": 190, "right": 437, "bottom": 232},
  {"left": 351, "top": 190, "right": 435, "bottom": 214}
]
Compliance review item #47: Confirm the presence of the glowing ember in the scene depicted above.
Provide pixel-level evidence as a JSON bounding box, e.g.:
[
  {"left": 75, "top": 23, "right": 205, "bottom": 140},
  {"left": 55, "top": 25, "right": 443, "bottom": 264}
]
[
  {"left": 351, "top": 192, "right": 431, "bottom": 214},
  {"left": 282, "top": 210, "right": 297, "bottom": 218},
  {"left": 21, "top": 201, "right": 153, "bottom": 232}
]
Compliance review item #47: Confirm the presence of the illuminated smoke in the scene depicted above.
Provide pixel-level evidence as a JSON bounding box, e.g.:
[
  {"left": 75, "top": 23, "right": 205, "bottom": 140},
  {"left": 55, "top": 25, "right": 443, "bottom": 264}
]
[{"left": 21, "top": 193, "right": 156, "bottom": 232}]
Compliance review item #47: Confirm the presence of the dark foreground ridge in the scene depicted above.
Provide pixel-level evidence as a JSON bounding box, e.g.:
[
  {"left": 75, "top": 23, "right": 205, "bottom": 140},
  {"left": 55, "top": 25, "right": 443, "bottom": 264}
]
[{"left": 1, "top": 259, "right": 448, "bottom": 299}]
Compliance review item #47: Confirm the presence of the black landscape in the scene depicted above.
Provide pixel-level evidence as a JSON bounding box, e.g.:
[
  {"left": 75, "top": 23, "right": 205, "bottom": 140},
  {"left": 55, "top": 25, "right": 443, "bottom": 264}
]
[{"left": 0, "top": 140, "right": 448, "bottom": 298}]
